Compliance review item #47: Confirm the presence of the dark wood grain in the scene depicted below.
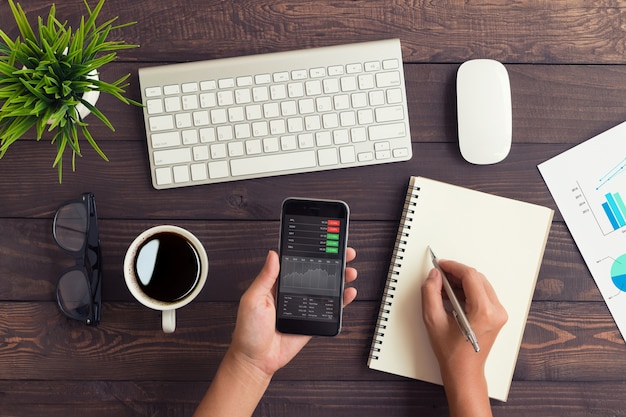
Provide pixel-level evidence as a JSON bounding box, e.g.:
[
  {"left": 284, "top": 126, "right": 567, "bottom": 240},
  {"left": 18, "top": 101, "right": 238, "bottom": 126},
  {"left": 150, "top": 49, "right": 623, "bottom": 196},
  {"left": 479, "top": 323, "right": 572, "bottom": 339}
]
[
  {"left": 2, "top": 0, "right": 626, "bottom": 415},
  {"left": 0, "top": 301, "right": 624, "bottom": 383},
  {"left": 3, "top": 380, "right": 626, "bottom": 417},
  {"left": 5, "top": 0, "right": 626, "bottom": 64}
]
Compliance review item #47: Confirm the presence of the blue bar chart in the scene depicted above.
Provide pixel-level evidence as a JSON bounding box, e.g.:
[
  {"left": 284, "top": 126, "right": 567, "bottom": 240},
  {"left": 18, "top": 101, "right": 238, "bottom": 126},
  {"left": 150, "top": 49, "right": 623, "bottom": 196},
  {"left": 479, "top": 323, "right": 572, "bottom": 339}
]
[{"left": 602, "top": 192, "right": 626, "bottom": 231}]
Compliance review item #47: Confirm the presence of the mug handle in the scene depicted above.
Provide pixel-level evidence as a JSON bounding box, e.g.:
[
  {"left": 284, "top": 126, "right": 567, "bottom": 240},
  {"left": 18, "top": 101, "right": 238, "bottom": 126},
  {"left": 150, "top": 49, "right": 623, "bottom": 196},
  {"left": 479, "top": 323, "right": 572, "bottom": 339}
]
[{"left": 162, "top": 309, "right": 176, "bottom": 333}]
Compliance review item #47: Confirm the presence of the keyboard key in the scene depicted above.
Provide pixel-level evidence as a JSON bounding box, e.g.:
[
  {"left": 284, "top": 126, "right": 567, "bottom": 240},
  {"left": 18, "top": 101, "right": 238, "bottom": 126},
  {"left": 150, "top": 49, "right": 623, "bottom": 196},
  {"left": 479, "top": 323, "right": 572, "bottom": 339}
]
[
  {"left": 281, "top": 136, "right": 297, "bottom": 151},
  {"left": 328, "top": 65, "right": 344, "bottom": 76},
  {"left": 270, "top": 119, "right": 286, "bottom": 135},
  {"left": 263, "top": 137, "right": 280, "bottom": 152},
  {"left": 323, "top": 78, "right": 340, "bottom": 94},
  {"left": 145, "top": 87, "right": 162, "bottom": 97},
  {"left": 193, "top": 145, "right": 209, "bottom": 160},
  {"left": 357, "top": 109, "right": 374, "bottom": 124},
  {"left": 217, "top": 126, "right": 233, "bottom": 141},
  {"left": 299, "top": 99, "right": 315, "bottom": 114},
  {"left": 149, "top": 115, "right": 174, "bottom": 132},
  {"left": 376, "top": 71, "right": 401, "bottom": 88},
  {"left": 155, "top": 167, "right": 172, "bottom": 185},
  {"left": 231, "top": 151, "right": 316, "bottom": 176},
  {"left": 393, "top": 148, "right": 410, "bottom": 158},
  {"left": 281, "top": 101, "right": 298, "bottom": 116},
  {"left": 340, "top": 76, "right": 357, "bottom": 92},
  {"left": 333, "top": 95, "right": 350, "bottom": 110},
  {"left": 318, "top": 148, "right": 338, "bottom": 166},
  {"left": 173, "top": 165, "right": 190, "bottom": 183},
  {"left": 375, "top": 106, "right": 405, "bottom": 123},
  {"left": 218, "top": 91, "right": 234, "bottom": 106},
  {"left": 365, "top": 61, "right": 381, "bottom": 71},
  {"left": 322, "top": 113, "right": 339, "bottom": 129},
  {"left": 288, "top": 82, "right": 305, "bottom": 98},
  {"left": 193, "top": 110, "right": 210, "bottom": 126},
  {"left": 305, "top": 115, "right": 321, "bottom": 131},
  {"left": 182, "top": 130, "right": 199, "bottom": 145},
  {"left": 200, "top": 127, "right": 216, "bottom": 142},
  {"left": 255, "top": 74, "right": 271, "bottom": 84},
  {"left": 305, "top": 80, "right": 322, "bottom": 96},
  {"left": 228, "top": 107, "right": 245, "bottom": 122},
  {"left": 333, "top": 129, "right": 349, "bottom": 145},
  {"left": 200, "top": 80, "right": 217, "bottom": 90},
  {"left": 382, "top": 58, "right": 400, "bottom": 69},
  {"left": 146, "top": 99, "right": 164, "bottom": 114},
  {"left": 387, "top": 88, "right": 403, "bottom": 104},
  {"left": 340, "top": 111, "right": 356, "bottom": 127},
  {"left": 358, "top": 152, "right": 374, "bottom": 162},
  {"left": 316, "top": 131, "right": 332, "bottom": 147},
  {"left": 164, "top": 97, "right": 181, "bottom": 112},
  {"left": 351, "top": 127, "right": 367, "bottom": 142},
  {"left": 340, "top": 146, "right": 356, "bottom": 163},
  {"left": 228, "top": 142, "right": 245, "bottom": 157},
  {"left": 211, "top": 109, "right": 228, "bottom": 124},
  {"left": 175, "top": 113, "right": 192, "bottom": 128},
  {"left": 253, "top": 86, "right": 269, "bottom": 102},
  {"left": 163, "top": 85, "right": 180, "bottom": 95},
  {"left": 246, "top": 104, "right": 263, "bottom": 120},
  {"left": 291, "top": 69, "right": 308, "bottom": 80},
  {"left": 247, "top": 139, "right": 263, "bottom": 154},
  {"left": 208, "top": 161, "right": 229, "bottom": 178},
  {"left": 346, "top": 63, "right": 362, "bottom": 74},
  {"left": 182, "top": 82, "right": 198, "bottom": 93},
  {"left": 270, "top": 85, "right": 287, "bottom": 100},
  {"left": 191, "top": 163, "right": 208, "bottom": 181},
  {"left": 218, "top": 78, "right": 235, "bottom": 88},
  {"left": 211, "top": 143, "right": 227, "bottom": 159},
  {"left": 235, "top": 123, "right": 251, "bottom": 139},
  {"left": 358, "top": 74, "right": 375, "bottom": 90},
  {"left": 310, "top": 67, "right": 326, "bottom": 78},
  {"left": 298, "top": 133, "right": 314, "bottom": 149},
  {"left": 369, "top": 123, "right": 407, "bottom": 141},
  {"left": 252, "top": 121, "right": 269, "bottom": 137},
  {"left": 152, "top": 132, "right": 180, "bottom": 149},
  {"left": 273, "top": 72, "right": 289, "bottom": 82},
  {"left": 235, "top": 89, "right": 252, "bottom": 104},
  {"left": 237, "top": 76, "right": 253, "bottom": 86},
  {"left": 369, "top": 90, "right": 385, "bottom": 106},
  {"left": 154, "top": 148, "right": 192, "bottom": 165}
]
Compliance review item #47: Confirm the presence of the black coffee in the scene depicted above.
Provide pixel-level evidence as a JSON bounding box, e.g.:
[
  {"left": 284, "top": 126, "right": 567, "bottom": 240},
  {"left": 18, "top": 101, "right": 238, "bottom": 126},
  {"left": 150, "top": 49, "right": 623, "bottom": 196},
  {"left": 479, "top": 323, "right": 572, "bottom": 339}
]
[{"left": 134, "top": 232, "right": 200, "bottom": 302}]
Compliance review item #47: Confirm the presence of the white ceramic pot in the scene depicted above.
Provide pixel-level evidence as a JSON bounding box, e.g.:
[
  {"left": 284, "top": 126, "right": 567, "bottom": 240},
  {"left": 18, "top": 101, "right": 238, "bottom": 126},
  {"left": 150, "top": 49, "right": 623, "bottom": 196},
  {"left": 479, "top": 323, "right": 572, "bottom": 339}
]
[{"left": 75, "top": 70, "right": 100, "bottom": 120}]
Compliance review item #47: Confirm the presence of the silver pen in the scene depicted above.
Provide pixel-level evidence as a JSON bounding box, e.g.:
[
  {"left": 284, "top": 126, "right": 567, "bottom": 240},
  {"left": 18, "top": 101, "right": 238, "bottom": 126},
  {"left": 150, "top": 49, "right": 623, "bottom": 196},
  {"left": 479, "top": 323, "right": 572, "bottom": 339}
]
[{"left": 428, "top": 246, "right": 480, "bottom": 352}]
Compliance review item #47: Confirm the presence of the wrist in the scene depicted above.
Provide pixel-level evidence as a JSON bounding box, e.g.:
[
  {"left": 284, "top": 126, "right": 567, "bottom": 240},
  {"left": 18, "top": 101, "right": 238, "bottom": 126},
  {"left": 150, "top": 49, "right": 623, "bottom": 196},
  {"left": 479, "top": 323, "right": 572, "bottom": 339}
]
[
  {"left": 440, "top": 365, "right": 492, "bottom": 417},
  {"left": 223, "top": 347, "right": 274, "bottom": 387}
]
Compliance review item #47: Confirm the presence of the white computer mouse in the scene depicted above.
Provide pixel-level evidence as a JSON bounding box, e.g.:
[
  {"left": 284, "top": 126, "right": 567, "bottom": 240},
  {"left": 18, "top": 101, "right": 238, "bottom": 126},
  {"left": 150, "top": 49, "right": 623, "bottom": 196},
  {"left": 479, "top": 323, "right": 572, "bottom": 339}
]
[{"left": 456, "top": 59, "right": 512, "bottom": 165}]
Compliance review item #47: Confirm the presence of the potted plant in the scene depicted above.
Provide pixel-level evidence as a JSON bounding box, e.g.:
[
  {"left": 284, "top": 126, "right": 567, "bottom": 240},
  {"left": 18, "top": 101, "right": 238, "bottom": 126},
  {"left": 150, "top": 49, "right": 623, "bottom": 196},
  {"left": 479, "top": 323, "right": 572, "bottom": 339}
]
[{"left": 0, "top": 0, "right": 141, "bottom": 182}]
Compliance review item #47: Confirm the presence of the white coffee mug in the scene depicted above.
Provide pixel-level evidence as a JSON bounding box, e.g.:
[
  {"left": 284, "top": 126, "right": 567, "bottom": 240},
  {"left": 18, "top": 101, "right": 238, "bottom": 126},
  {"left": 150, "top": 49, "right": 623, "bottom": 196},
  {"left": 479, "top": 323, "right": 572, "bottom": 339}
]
[{"left": 123, "top": 225, "right": 208, "bottom": 333}]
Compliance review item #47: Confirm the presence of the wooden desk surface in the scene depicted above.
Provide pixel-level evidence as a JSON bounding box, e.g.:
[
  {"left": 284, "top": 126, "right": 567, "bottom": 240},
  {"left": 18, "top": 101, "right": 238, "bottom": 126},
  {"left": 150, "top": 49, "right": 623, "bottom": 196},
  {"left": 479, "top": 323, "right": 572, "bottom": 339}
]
[{"left": 1, "top": 1, "right": 626, "bottom": 416}]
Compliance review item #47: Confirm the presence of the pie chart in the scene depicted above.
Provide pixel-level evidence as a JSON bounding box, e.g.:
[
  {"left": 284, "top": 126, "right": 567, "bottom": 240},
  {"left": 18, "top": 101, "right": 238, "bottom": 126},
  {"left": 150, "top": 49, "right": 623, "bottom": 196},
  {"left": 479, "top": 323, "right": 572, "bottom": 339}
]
[{"left": 611, "top": 254, "right": 626, "bottom": 292}]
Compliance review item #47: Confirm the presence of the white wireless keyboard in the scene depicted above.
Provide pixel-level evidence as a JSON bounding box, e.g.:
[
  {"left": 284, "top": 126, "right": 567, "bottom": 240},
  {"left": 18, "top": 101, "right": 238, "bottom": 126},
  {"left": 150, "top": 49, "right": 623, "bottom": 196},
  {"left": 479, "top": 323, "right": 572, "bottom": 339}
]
[{"left": 138, "top": 39, "right": 412, "bottom": 189}]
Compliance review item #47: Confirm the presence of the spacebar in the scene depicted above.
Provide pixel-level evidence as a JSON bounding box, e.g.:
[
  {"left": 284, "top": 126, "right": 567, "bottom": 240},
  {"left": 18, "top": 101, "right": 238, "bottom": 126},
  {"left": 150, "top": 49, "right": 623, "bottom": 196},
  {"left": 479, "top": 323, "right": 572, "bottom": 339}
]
[{"left": 230, "top": 151, "right": 317, "bottom": 177}]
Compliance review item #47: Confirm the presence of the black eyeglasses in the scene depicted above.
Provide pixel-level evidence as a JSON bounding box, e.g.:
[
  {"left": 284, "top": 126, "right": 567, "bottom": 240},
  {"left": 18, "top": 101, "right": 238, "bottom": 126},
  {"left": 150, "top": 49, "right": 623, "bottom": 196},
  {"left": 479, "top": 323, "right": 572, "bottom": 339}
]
[{"left": 53, "top": 193, "right": 102, "bottom": 325}]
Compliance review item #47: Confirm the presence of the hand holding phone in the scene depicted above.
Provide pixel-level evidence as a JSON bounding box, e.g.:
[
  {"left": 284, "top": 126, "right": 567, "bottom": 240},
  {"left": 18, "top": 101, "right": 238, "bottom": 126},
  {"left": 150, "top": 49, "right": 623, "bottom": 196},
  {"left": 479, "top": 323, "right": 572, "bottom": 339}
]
[{"left": 276, "top": 198, "right": 350, "bottom": 336}]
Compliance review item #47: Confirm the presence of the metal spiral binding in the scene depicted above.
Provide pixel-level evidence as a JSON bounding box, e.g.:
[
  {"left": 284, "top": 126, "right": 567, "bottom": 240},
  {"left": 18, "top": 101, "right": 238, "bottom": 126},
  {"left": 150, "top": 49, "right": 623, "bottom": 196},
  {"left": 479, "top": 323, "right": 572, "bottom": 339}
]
[{"left": 368, "top": 183, "right": 420, "bottom": 361}]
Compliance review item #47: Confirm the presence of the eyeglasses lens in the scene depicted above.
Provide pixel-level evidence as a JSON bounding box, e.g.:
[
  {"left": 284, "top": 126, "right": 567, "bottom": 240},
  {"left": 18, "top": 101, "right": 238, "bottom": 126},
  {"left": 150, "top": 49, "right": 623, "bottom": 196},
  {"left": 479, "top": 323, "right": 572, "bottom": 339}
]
[
  {"left": 57, "top": 269, "right": 92, "bottom": 320},
  {"left": 54, "top": 202, "right": 88, "bottom": 252}
]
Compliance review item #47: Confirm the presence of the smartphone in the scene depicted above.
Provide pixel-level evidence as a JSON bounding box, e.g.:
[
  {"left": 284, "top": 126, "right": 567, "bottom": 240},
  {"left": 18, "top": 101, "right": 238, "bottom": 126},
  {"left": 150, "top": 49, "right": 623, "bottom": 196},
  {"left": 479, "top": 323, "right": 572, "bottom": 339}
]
[{"left": 276, "top": 198, "right": 350, "bottom": 336}]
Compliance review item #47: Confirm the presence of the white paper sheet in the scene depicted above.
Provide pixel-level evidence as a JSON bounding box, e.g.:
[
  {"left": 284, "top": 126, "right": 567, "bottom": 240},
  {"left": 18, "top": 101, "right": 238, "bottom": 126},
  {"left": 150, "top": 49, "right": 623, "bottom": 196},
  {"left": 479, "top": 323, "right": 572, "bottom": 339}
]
[{"left": 539, "top": 121, "right": 626, "bottom": 339}]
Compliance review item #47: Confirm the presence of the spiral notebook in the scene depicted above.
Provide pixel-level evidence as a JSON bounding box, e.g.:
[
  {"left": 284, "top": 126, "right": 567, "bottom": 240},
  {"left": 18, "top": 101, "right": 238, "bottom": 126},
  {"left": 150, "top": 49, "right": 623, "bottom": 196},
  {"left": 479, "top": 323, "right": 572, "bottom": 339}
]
[{"left": 367, "top": 176, "right": 553, "bottom": 402}]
